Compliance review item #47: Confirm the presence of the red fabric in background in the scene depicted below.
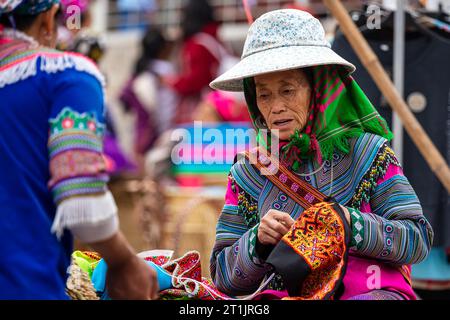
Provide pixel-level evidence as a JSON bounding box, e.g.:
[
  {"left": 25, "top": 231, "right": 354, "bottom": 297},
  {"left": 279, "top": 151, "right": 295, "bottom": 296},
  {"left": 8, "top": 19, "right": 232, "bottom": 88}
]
[
  {"left": 171, "top": 23, "right": 220, "bottom": 124},
  {"left": 172, "top": 23, "right": 220, "bottom": 96}
]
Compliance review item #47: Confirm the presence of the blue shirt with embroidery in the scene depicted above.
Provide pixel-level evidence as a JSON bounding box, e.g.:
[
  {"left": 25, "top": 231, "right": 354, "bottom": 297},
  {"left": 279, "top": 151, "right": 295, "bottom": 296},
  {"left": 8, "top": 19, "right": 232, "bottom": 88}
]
[{"left": 0, "top": 49, "right": 105, "bottom": 299}]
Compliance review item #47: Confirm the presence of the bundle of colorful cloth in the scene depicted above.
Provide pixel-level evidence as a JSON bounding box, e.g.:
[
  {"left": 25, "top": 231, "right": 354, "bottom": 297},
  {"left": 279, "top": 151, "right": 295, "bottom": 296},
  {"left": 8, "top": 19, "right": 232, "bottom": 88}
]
[
  {"left": 66, "top": 250, "right": 230, "bottom": 300},
  {"left": 67, "top": 202, "right": 351, "bottom": 300}
]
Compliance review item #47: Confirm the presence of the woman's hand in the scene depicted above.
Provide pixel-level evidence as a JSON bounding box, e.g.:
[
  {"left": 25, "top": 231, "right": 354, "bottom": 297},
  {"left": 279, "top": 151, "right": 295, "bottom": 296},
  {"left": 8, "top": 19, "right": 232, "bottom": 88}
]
[
  {"left": 106, "top": 255, "right": 159, "bottom": 300},
  {"left": 257, "top": 209, "right": 295, "bottom": 246},
  {"left": 88, "top": 231, "right": 159, "bottom": 300}
]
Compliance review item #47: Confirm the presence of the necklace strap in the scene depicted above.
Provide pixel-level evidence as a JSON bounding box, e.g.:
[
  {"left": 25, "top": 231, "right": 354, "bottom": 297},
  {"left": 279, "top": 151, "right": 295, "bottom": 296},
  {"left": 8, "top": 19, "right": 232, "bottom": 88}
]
[{"left": 243, "top": 146, "right": 327, "bottom": 209}]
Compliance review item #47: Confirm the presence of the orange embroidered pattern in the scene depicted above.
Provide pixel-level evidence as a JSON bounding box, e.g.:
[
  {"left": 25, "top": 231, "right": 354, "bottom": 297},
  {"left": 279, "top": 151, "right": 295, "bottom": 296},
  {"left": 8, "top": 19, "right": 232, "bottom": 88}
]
[
  {"left": 281, "top": 202, "right": 347, "bottom": 300},
  {"left": 82, "top": 251, "right": 101, "bottom": 261}
]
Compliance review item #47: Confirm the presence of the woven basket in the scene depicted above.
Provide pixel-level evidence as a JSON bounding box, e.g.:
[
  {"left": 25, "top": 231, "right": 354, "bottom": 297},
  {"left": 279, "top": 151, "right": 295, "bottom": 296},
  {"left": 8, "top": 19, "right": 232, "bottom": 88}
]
[{"left": 66, "top": 258, "right": 99, "bottom": 300}]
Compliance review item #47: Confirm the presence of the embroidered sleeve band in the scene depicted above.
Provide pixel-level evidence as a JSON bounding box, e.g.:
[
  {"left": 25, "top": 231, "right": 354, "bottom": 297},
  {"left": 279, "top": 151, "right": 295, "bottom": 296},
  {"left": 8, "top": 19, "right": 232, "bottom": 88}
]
[{"left": 48, "top": 107, "right": 107, "bottom": 204}]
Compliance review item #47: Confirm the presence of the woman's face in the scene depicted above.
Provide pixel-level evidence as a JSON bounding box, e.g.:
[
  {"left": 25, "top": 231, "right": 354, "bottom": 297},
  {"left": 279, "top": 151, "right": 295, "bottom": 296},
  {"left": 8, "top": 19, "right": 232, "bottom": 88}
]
[{"left": 254, "top": 69, "right": 312, "bottom": 141}]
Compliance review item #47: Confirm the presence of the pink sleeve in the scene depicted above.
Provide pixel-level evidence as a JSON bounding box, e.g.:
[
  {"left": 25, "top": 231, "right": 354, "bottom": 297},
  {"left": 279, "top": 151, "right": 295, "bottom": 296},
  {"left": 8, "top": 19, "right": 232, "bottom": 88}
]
[
  {"left": 359, "top": 163, "right": 403, "bottom": 213},
  {"left": 225, "top": 176, "right": 239, "bottom": 205},
  {"left": 378, "top": 162, "right": 404, "bottom": 182}
]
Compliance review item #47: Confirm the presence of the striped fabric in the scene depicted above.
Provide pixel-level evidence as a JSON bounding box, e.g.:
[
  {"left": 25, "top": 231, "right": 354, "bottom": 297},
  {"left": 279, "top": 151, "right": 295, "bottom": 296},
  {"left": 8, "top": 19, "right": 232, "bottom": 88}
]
[
  {"left": 357, "top": 174, "right": 434, "bottom": 264},
  {"left": 0, "top": 42, "right": 62, "bottom": 69},
  {"left": 0, "top": 39, "right": 33, "bottom": 65},
  {"left": 48, "top": 107, "right": 108, "bottom": 204},
  {"left": 210, "top": 133, "right": 433, "bottom": 295},
  {"left": 211, "top": 204, "right": 271, "bottom": 295},
  {"left": 48, "top": 133, "right": 103, "bottom": 158},
  {"left": 230, "top": 155, "right": 265, "bottom": 200}
]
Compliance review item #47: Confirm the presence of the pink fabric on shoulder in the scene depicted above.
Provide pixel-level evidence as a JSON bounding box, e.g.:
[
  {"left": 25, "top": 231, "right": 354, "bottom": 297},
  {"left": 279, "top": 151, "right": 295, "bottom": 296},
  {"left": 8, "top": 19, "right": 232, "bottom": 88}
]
[
  {"left": 225, "top": 176, "right": 239, "bottom": 205},
  {"left": 359, "top": 163, "right": 403, "bottom": 213},
  {"left": 381, "top": 161, "right": 404, "bottom": 179},
  {"left": 0, "top": 37, "right": 12, "bottom": 45}
]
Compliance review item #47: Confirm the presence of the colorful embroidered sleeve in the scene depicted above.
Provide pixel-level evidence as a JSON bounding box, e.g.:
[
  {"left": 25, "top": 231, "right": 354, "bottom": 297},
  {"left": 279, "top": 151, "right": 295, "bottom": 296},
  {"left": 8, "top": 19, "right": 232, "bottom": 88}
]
[
  {"left": 210, "top": 175, "right": 272, "bottom": 295},
  {"left": 48, "top": 67, "right": 118, "bottom": 242},
  {"left": 347, "top": 144, "right": 433, "bottom": 265}
]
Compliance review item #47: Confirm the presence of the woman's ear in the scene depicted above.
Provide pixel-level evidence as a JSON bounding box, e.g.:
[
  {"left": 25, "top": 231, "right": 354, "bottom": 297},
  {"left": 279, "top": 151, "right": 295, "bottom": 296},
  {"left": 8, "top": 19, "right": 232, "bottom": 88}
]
[
  {"left": 39, "top": 4, "right": 60, "bottom": 47},
  {"left": 255, "top": 115, "right": 268, "bottom": 128}
]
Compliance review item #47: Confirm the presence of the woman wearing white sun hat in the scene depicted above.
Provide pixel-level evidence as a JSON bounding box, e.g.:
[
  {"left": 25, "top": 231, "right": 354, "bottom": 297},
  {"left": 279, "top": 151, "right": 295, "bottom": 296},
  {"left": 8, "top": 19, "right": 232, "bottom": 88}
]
[{"left": 209, "top": 9, "right": 433, "bottom": 300}]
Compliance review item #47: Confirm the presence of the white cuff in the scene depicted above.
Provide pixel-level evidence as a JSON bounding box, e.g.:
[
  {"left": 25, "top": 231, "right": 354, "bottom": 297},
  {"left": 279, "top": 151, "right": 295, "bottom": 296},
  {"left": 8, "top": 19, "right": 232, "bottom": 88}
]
[
  {"left": 51, "top": 191, "right": 119, "bottom": 242},
  {"left": 70, "top": 214, "right": 119, "bottom": 243}
]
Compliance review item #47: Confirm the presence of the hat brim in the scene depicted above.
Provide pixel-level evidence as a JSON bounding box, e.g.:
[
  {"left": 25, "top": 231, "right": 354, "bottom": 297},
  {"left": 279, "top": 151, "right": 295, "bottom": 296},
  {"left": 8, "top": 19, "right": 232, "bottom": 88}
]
[{"left": 210, "top": 45, "right": 356, "bottom": 92}]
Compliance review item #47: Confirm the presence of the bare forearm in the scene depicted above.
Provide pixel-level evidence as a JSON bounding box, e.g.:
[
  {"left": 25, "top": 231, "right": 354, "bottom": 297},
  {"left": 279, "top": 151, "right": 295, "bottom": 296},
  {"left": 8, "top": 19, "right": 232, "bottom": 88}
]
[
  {"left": 87, "top": 231, "right": 136, "bottom": 268},
  {"left": 87, "top": 231, "right": 159, "bottom": 300}
]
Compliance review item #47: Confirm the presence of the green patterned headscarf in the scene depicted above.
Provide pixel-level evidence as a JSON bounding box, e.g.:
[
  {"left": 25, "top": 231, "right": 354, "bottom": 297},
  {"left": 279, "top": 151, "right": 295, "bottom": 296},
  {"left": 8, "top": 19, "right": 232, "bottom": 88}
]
[{"left": 243, "top": 65, "right": 393, "bottom": 170}]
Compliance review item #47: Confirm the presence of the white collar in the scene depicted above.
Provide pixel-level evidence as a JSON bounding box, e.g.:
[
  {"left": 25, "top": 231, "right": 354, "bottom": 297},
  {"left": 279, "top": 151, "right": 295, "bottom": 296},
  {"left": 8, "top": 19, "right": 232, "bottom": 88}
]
[{"left": 1, "top": 28, "right": 40, "bottom": 48}]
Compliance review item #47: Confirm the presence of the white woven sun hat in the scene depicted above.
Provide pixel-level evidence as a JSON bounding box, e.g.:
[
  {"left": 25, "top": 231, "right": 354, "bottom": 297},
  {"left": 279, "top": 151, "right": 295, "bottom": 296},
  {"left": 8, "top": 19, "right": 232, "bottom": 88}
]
[{"left": 210, "top": 9, "right": 356, "bottom": 92}]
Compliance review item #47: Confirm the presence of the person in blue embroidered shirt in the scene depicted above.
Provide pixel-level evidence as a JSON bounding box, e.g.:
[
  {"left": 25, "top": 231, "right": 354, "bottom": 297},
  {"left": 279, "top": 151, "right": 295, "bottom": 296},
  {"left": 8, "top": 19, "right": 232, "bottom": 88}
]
[{"left": 0, "top": 0, "right": 158, "bottom": 299}]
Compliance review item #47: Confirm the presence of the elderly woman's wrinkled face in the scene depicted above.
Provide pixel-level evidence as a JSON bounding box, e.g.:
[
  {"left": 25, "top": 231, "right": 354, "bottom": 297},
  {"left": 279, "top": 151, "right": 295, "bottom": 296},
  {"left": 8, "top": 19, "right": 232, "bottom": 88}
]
[{"left": 255, "top": 69, "right": 312, "bottom": 141}]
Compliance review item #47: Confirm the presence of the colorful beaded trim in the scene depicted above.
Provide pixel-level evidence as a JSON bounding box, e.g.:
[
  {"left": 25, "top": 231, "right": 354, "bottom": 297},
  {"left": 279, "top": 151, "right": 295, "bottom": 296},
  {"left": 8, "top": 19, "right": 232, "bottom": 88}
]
[
  {"left": 238, "top": 190, "right": 259, "bottom": 228},
  {"left": 349, "top": 143, "right": 400, "bottom": 209}
]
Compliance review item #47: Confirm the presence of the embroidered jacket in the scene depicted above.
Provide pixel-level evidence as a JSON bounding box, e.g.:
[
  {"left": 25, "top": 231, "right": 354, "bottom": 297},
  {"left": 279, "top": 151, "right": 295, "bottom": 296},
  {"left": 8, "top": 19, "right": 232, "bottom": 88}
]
[{"left": 210, "top": 133, "right": 434, "bottom": 298}]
